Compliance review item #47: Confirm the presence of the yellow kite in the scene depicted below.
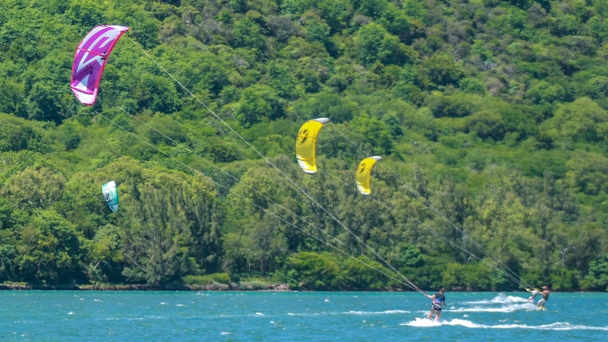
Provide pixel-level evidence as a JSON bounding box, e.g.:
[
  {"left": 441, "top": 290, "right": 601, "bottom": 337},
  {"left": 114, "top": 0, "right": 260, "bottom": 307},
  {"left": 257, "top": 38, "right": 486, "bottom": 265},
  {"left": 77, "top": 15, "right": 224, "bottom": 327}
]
[
  {"left": 296, "top": 118, "right": 330, "bottom": 174},
  {"left": 356, "top": 156, "right": 382, "bottom": 195}
]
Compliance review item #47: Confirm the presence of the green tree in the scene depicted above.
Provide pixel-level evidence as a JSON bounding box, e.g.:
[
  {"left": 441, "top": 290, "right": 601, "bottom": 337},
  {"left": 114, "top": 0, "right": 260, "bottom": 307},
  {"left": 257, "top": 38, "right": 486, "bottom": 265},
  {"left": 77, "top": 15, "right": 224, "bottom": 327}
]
[
  {"left": 417, "top": 53, "right": 464, "bottom": 88},
  {"left": 17, "top": 210, "right": 83, "bottom": 284},
  {"left": 1, "top": 167, "right": 65, "bottom": 211},
  {"left": 466, "top": 110, "right": 506, "bottom": 141},
  {"left": 354, "top": 23, "right": 413, "bottom": 66},
  {"left": 541, "top": 97, "right": 608, "bottom": 142},
  {"left": 121, "top": 178, "right": 194, "bottom": 286},
  {"left": 286, "top": 252, "right": 340, "bottom": 290},
  {"left": 583, "top": 253, "right": 608, "bottom": 291},
  {"left": 235, "top": 85, "right": 284, "bottom": 127}
]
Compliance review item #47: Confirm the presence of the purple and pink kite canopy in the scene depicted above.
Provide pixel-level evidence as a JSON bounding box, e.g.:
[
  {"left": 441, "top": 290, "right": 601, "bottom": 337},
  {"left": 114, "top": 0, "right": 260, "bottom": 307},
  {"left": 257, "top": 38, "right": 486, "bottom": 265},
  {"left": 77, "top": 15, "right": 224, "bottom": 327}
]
[{"left": 71, "top": 25, "right": 129, "bottom": 106}]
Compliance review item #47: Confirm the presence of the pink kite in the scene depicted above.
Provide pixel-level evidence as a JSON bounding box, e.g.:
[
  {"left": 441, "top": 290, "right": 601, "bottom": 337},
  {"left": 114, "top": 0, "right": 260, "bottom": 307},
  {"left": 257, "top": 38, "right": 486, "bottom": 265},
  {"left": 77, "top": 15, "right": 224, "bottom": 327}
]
[{"left": 71, "top": 25, "right": 129, "bottom": 106}]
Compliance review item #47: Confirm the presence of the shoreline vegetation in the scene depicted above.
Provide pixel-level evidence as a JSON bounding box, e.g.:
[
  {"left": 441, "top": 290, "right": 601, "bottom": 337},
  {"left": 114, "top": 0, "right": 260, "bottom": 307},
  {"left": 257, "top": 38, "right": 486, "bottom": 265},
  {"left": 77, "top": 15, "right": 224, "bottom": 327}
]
[
  {"left": 0, "top": 282, "right": 594, "bottom": 292},
  {"left": 0, "top": 282, "right": 290, "bottom": 292}
]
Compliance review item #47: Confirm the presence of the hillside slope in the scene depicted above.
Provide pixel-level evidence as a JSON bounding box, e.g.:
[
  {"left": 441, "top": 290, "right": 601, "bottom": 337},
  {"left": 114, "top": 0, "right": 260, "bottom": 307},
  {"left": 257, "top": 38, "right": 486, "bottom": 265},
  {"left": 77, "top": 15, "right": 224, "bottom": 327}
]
[{"left": 0, "top": 0, "right": 607, "bottom": 291}]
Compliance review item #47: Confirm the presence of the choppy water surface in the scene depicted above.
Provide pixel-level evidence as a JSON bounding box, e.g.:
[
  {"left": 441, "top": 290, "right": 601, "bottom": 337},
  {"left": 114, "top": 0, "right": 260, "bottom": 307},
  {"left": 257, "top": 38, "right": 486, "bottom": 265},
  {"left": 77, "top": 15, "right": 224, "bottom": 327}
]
[{"left": 0, "top": 291, "right": 606, "bottom": 341}]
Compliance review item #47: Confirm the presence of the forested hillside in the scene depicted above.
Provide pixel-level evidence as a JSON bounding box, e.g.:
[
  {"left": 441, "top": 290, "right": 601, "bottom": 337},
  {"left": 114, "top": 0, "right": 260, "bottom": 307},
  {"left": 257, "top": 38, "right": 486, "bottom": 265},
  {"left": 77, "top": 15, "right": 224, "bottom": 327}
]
[{"left": 1, "top": 0, "right": 607, "bottom": 291}]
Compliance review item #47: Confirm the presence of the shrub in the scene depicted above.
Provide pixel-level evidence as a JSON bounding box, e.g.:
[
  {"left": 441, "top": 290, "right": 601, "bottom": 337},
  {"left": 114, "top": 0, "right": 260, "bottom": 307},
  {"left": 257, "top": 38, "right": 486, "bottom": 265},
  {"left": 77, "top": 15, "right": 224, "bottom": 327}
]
[{"left": 184, "top": 273, "right": 230, "bottom": 285}]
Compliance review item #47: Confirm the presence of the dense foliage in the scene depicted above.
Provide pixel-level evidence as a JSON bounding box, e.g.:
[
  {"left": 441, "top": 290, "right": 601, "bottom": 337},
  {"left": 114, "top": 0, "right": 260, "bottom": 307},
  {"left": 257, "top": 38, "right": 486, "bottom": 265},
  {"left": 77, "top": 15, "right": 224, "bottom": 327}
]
[{"left": 1, "top": 0, "right": 608, "bottom": 291}]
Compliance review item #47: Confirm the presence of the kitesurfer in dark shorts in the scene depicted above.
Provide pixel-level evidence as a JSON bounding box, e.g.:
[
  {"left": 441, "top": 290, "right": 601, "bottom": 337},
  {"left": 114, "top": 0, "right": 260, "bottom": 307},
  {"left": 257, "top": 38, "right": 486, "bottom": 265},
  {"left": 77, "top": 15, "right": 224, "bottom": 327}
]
[
  {"left": 536, "top": 286, "right": 550, "bottom": 309},
  {"left": 425, "top": 288, "right": 446, "bottom": 321}
]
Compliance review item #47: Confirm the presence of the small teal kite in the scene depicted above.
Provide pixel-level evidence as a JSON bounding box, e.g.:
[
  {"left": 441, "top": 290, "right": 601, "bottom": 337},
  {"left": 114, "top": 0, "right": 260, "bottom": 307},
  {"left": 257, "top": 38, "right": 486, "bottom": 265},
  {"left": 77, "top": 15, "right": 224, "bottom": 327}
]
[{"left": 102, "top": 181, "right": 119, "bottom": 212}]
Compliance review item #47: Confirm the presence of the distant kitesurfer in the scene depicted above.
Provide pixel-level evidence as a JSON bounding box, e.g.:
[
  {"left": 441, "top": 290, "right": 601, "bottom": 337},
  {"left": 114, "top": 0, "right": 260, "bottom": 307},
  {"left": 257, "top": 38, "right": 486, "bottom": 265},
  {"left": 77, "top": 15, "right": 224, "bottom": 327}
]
[
  {"left": 527, "top": 289, "right": 538, "bottom": 302},
  {"left": 425, "top": 288, "right": 446, "bottom": 321}
]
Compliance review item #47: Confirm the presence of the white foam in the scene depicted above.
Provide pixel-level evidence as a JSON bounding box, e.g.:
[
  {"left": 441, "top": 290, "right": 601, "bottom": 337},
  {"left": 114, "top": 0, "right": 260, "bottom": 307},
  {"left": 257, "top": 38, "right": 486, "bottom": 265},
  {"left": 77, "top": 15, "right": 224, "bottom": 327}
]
[
  {"left": 176, "top": 304, "right": 186, "bottom": 307},
  {"left": 491, "top": 322, "right": 608, "bottom": 331},
  {"left": 93, "top": 299, "right": 102, "bottom": 302},
  {"left": 442, "top": 319, "right": 486, "bottom": 328},
  {"left": 403, "top": 319, "right": 608, "bottom": 331},
  {"left": 462, "top": 294, "right": 528, "bottom": 305},
  {"left": 403, "top": 318, "right": 443, "bottom": 327},
  {"left": 450, "top": 303, "right": 536, "bottom": 313},
  {"left": 346, "top": 310, "right": 410, "bottom": 315},
  {"left": 255, "top": 312, "right": 264, "bottom": 316},
  {"left": 287, "top": 310, "right": 409, "bottom": 317},
  {"left": 220, "top": 332, "right": 232, "bottom": 335}
]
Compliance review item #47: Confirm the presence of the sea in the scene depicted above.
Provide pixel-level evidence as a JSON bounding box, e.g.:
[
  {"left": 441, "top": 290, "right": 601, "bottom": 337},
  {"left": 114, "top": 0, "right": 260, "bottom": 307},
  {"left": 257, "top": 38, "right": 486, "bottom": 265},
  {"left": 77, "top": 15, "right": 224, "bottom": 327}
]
[{"left": 0, "top": 291, "right": 606, "bottom": 341}]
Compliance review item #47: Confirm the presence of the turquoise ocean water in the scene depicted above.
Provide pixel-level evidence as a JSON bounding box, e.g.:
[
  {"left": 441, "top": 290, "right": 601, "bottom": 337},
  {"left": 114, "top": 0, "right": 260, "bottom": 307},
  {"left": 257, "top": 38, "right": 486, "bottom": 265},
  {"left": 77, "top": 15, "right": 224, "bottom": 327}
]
[{"left": 1, "top": 291, "right": 607, "bottom": 341}]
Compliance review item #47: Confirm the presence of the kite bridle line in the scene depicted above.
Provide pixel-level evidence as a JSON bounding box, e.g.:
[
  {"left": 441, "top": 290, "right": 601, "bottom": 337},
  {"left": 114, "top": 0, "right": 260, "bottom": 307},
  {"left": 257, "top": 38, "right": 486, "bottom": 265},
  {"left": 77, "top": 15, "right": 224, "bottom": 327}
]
[
  {"left": 116, "top": 107, "right": 361, "bottom": 258},
  {"left": 318, "top": 164, "right": 532, "bottom": 290},
  {"left": 325, "top": 126, "right": 536, "bottom": 290},
  {"left": 97, "top": 111, "right": 419, "bottom": 292},
  {"left": 126, "top": 35, "right": 427, "bottom": 296}
]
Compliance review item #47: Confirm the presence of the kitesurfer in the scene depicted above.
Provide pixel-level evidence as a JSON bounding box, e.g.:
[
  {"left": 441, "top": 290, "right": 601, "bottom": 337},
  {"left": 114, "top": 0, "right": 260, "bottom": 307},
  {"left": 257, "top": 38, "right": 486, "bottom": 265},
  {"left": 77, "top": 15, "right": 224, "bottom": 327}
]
[
  {"left": 425, "top": 288, "right": 446, "bottom": 321},
  {"left": 536, "top": 286, "right": 550, "bottom": 309}
]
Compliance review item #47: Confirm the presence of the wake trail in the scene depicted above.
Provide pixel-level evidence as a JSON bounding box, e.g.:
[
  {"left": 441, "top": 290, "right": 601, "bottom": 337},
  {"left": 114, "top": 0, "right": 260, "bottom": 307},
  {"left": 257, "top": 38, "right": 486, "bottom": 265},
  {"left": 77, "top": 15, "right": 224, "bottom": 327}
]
[{"left": 403, "top": 319, "right": 608, "bottom": 331}]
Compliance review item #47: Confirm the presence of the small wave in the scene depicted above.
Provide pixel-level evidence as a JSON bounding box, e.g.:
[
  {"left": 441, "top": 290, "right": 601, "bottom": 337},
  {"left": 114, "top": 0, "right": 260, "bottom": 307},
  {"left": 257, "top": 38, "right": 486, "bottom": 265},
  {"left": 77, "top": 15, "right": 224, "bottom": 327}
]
[
  {"left": 93, "top": 299, "right": 102, "bottom": 302},
  {"left": 255, "top": 312, "right": 264, "bottom": 316},
  {"left": 443, "top": 319, "right": 488, "bottom": 328},
  {"left": 492, "top": 322, "right": 608, "bottom": 331},
  {"left": 160, "top": 302, "right": 167, "bottom": 305},
  {"left": 176, "top": 304, "right": 186, "bottom": 307},
  {"left": 287, "top": 312, "right": 323, "bottom": 317},
  {"left": 403, "top": 318, "right": 443, "bottom": 327},
  {"left": 287, "top": 310, "right": 409, "bottom": 317},
  {"left": 403, "top": 318, "right": 499, "bottom": 328},
  {"left": 346, "top": 310, "right": 410, "bottom": 315},
  {"left": 403, "top": 319, "right": 608, "bottom": 331},
  {"left": 220, "top": 332, "right": 232, "bottom": 335},
  {"left": 67, "top": 312, "right": 74, "bottom": 315},
  {"left": 450, "top": 303, "right": 536, "bottom": 313},
  {"left": 462, "top": 294, "right": 528, "bottom": 305}
]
